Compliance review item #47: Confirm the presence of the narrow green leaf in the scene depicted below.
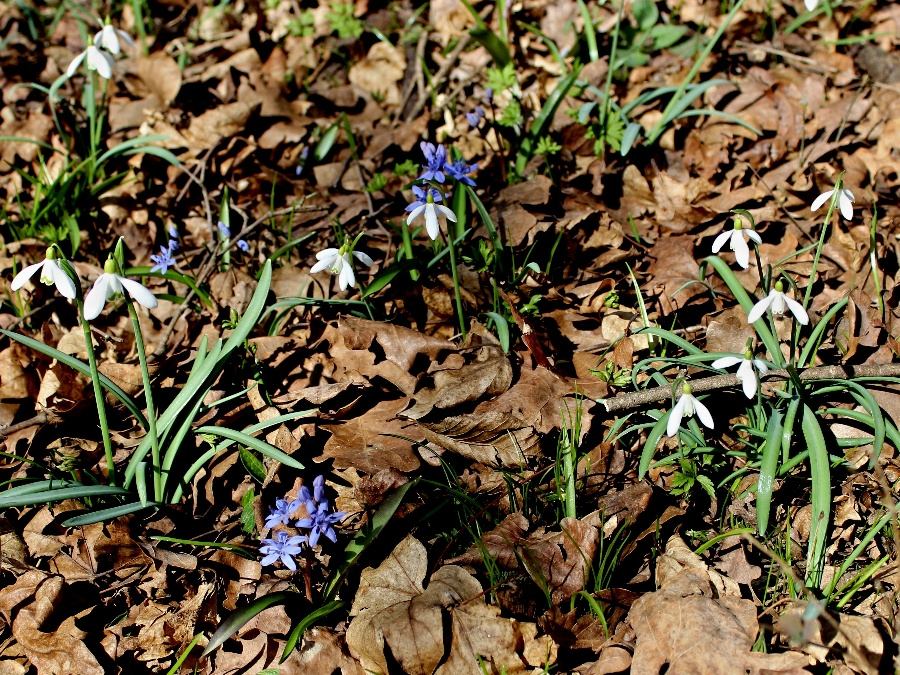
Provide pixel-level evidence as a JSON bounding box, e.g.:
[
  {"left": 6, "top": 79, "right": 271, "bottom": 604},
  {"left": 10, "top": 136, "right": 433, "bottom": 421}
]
[
  {"left": 240, "top": 447, "right": 267, "bottom": 483},
  {"left": 280, "top": 600, "right": 345, "bottom": 663},
  {"left": 638, "top": 412, "right": 670, "bottom": 479},
  {"left": 0, "top": 485, "right": 127, "bottom": 508},
  {"left": 62, "top": 501, "right": 157, "bottom": 526},
  {"left": 801, "top": 404, "right": 831, "bottom": 588},
  {"left": 756, "top": 409, "right": 783, "bottom": 536},
  {"left": 201, "top": 592, "right": 300, "bottom": 657},
  {"left": 196, "top": 426, "right": 303, "bottom": 470}
]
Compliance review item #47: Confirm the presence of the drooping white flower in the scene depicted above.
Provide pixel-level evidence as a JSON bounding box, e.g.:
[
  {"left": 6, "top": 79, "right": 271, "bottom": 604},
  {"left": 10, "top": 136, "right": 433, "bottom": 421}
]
[
  {"left": 666, "top": 382, "right": 714, "bottom": 438},
  {"left": 811, "top": 187, "right": 854, "bottom": 221},
  {"left": 10, "top": 248, "right": 78, "bottom": 300},
  {"left": 804, "top": 0, "right": 819, "bottom": 10},
  {"left": 93, "top": 23, "right": 133, "bottom": 56},
  {"left": 712, "top": 352, "right": 769, "bottom": 399},
  {"left": 747, "top": 280, "right": 809, "bottom": 325},
  {"left": 711, "top": 217, "right": 762, "bottom": 269},
  {"left": 405, "top": 186, "right": 457, "bottom": 240},
  {"left": 84, "top": 259, "right": 158, "bottom": 320},
  {"left": 310, "top": 246, "right": 374, "bottom": 291},
  {"left": 65, "top": 44, "right": 115, "bottom": 80}
]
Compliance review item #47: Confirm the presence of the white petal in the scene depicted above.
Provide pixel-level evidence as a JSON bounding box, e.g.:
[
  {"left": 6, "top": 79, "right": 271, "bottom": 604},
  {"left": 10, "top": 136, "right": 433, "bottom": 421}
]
[
  {"left": 83, "top": 275, "right": 112, "bottom": 320},
  {"left": 353, "top": 251, "right": 374, "bottom": 267},
  {"left": 754, "top": 360, "right": 769, "bottom": 374},
  {"left": 666, "top": 396, "right": 688, "bottom": 438},
  {"left": 804, "top": 0, "right": 818, "bottom": 10},
  {"left": 406, "top": 205, "right": 425, "bottom": 226},
  {"left": 310, "top": 259, "right": 331, "bottom": 274},
  {"left": 711, "top": 230, "right": 731, "bottom": 253},
  {"left": 783, "top": 295, "right": 809, "bottom": 325},
  {"left": 693, "top": 398, "right": 715, "bottom": 429},
  {"left": 842, "top": 189, "right": 854, "bottom": 202},
  {"left": 745, "top": 230, "right": 762, "bottom": 245},
  {"left": 737, "top": 360, "right": 756, "bottom": 398},
  {"left": 747, "top": 294, "right": 773, "bottom": 324},
  {"left": 810, "top": 190, "right": 833, "bottom": 212},
  {"left": 10, "top": 261, "right": 45, "bottom": 291},
  {"left": 712, "top": 356, "right": 741, "bottom": 369},
  {"left": 95, "top": 25, "right": 120, "bottom": 54},
  {"left": 65, "top": 51, "right": 86, "bottom": 78},
  {"left": 48, "top": 260, "right": 78, "bottom": 299},
  {"left": 732, "top": 232, "right": 750, "bottom": 269},
  {"left": 119, "top": 276, "right": 158, "bottom": 310},
  {"left": 315, "top": 248, "right": 339, "bottom": 260},
  {"left": 339, "top": 262, "right": 355, "bottom": 290},
  {"left": 424, "top": 204, "right": 440, "bottom": 240},
  {"left": 770, "top": 292, "right": 787, "bottom": 316},
  {"left": 86, "top": 46, "right": 113, "bottom": 79},
  {"left": 839, "top": 193, "right": 853, "bottom": 220},
  {"left": 435, "top": 205, "right": 457, "bottom": 223}
]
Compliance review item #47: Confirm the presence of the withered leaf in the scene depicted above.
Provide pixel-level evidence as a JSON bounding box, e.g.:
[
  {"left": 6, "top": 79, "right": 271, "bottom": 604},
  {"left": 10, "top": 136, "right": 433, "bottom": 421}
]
[{"left": 348, "top": 536, "right": 556, "bottom": 674}]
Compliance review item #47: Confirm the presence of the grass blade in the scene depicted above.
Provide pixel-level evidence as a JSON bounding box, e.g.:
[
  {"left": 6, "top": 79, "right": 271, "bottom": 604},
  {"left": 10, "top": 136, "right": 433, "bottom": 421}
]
[
  {"left": 756, "top": 408, "right": 783, "bottom": 535},
  {"left": 801, "top": 404, "right": 831, "bottom": 588}
]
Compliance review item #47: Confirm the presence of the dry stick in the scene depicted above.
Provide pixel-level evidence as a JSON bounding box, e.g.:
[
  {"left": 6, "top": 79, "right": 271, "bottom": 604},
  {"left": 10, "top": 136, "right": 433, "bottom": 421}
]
[
  {"left": 0, "top": 412, "right": 51, "bottom": 439},
  {"left": 598, "top": 363, "right": 900, "bottom": 413},
  {"left": 406, "top": 34, "right": 472, "bottom": 122}
]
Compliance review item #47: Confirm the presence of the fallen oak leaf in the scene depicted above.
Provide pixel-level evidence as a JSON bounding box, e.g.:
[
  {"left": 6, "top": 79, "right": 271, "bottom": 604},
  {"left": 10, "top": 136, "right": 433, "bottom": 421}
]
[{"left": 346, "top": 535, "right": 556, "bottom": 674}]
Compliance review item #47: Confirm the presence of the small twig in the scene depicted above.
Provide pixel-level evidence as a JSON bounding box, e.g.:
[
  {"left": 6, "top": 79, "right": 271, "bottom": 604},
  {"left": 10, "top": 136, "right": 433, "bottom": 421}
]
[
  {"left": 0, "top": 412, "right": 52, "bottom": 439},
  {"left": 406, "top": 33, "right": 472, "bottom": 122},
  {"left": 598, "top": 363, "right": 900, "bottom": 413}
]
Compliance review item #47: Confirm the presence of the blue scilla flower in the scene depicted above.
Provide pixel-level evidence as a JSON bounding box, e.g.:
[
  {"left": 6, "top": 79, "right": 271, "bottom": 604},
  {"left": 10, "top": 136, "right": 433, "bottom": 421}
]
[
  {"left": 259, "top": 531, "right": 307, "bottom": 571},
  {"left": 404, "top": 185, "right": 442, "bottom": 212},
  {"left": 237, "top": 239, "right": 249, "bottom": 252},
  {"left": 296, "top": 475, "right": 346, "bottom": 547},
  {"left": 419, "top": 142, "right": 447, "bottom": 183},
  {"left": 217, "top": 220, "right": 230, "bottom": 239},
  {"left": 264, "top": 496, "right": 302, "bottom": 529},
  {"left": 150, "top": 242, "right": 176, "bottom": 274},
  {"left": 445, "top": 159, "right": 478, "bottom": 187},
  {"left": 466, "top": 106, "right": 485, "bottom": 128}
]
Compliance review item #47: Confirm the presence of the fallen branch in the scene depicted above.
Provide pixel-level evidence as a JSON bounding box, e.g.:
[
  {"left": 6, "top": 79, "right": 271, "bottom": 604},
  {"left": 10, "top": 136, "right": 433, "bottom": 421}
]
[{"left": 597, "top": 363, "right": 900, "bottom": 414}]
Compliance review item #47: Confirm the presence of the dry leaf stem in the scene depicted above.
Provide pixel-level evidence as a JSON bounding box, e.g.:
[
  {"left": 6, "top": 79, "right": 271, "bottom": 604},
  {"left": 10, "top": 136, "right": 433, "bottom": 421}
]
[{"left": 598, "top": 363, "right": 900, "bottom": 413}]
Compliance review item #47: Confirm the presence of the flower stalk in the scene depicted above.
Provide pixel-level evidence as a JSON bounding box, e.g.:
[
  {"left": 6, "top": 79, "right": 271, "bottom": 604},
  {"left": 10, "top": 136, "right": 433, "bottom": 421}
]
[{"left": 78, "top": 302, "right": 116, "bottom": 483}]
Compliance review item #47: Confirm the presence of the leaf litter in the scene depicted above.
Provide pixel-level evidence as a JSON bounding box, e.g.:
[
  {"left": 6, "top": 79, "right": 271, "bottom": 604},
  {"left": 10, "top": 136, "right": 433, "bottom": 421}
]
[{"left": 0, "top": 0, "right": 898, "bottom": 672}]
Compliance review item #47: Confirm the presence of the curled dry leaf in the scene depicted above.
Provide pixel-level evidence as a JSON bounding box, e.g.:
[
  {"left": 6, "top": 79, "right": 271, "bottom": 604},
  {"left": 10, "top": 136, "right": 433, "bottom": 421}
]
[
  {"left": 0, "top": 571, "right": 103, "bottom": 674},
  {"left": 346, "top": 535, "right": 556, "bottom": 674},
  {"left": 625, "top": 536, "right": 812, "bottom": 675}
]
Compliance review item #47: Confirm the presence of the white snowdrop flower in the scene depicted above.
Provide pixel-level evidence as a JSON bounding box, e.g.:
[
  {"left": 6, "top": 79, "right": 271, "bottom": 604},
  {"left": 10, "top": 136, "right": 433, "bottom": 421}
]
[
  {"left": 310, "top": 245, "right": 374, "bottom": 291},
  {"left": 10, "top": 248, "right": 78, "bottom": 300},
  {"left": 405, "top": 186, "right": 457, "bottom": 240},
  {"left": 65, "top": 44, "right": 115, "bottom": 80},
  {"left": 93, "top": 23, "right": 133, "bottom": 56},
  {"left": 747, "top": 280, "right": 809, "bottom": 325},
  {"left": 711, "top": 217, "right": 762, "bottom": 269},
  {"left": 804, "top": 0, "right": 819, "bottom": 10},
  {"left": 666, "top": 382, "right": 714, "bottom": 438},
  {"left": 712, "top": 351, "right": 769, "bottom": 399},
  {"left": 811, "top": 187, "right": 854, "bottom": 221},
  {"left": 84, "top": 258, "right": 158, "bottom": 321}
]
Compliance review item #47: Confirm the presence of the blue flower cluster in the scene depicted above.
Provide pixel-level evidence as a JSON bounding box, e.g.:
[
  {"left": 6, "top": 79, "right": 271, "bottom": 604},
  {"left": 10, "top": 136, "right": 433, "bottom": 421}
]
[
  {"left": 417, "top": 142, "right": 477, "bottom": 187},
  {"left": 150, "top": 225, "right": 179, "bottom": 274},
  {"left": 258, "top": 475, "right": 346, "bottom": 570}
]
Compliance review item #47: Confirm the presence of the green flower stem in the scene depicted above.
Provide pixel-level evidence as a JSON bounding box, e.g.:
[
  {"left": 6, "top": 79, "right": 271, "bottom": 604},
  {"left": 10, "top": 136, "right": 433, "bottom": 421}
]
[
  {"left": 125, "top": 298, "right": 162, "bottom": 501},
  {"left": 445, "top": 231, "right": 467, "bottom": 339},
  {"left": 802, "top": 175, "right": 842, "bottom": 312},
  {"left": 78, "top": 305, "right": 115, "bottom": 484}
]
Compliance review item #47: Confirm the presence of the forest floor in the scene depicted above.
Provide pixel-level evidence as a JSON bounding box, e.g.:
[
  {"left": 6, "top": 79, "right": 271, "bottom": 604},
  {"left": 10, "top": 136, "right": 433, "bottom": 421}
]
[{"left": 0, "top": 0, "right": 899, "bottom": 672}]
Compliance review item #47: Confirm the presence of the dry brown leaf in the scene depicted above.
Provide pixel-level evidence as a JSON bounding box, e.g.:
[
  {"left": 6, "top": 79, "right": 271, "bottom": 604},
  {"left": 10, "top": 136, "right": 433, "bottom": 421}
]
[
  {"left": 0, "top": 571, "right": 103, "bottom": 674},
  {"left": 347, "top": 535, "right": 556, "bottom": 674},
  {"left": 348, "top": 42, "right": 406, "bottom": 106},
  {"left": 321, "top": 398, "right": 423, "bottom": 474},
  {"left": 627, "top": 536, "right": 811, "bottom": 674},
  {"left": 183, "top": 101, "right": 254, "bottom": 150}
]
